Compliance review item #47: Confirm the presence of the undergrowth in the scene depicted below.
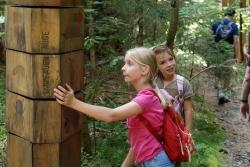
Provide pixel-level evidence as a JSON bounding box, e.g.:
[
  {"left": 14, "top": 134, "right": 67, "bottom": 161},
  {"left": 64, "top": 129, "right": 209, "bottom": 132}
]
[
  {"left": 0, "top": 58, "right": 228, "bottom": 167},
  {"left": 182, "top": 95, "right": 226, "bottom": 167},
  {"left": 81, "top": 61, "right": 226, "bottom": 167},
  {"left": 0, "top": 63, "right": 6, "bottom": 166}
]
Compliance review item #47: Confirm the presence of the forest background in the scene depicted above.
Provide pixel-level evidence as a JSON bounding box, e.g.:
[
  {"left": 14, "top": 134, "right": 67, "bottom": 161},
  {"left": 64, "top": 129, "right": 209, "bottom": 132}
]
[{"left": 1, "top": 0, "right": 250, "bottom": 166}]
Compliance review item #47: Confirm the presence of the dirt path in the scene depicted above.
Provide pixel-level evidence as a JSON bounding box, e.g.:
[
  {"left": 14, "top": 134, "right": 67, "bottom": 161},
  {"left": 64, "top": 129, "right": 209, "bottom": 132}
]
[{"left": 204, "top": 85, "right": 250, "bottom": 167}]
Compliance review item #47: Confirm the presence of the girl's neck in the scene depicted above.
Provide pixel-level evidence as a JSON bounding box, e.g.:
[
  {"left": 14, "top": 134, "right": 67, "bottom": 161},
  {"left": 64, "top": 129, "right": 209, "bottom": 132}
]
[
  {"left": 164, "top": 74, "right": 175, "bottom": 81},
  {"left": 163, "top": 74, "right": 176, "bottom": 86},
  {"left": 133, "top": 82, "right": 152, "bottom": 92}
]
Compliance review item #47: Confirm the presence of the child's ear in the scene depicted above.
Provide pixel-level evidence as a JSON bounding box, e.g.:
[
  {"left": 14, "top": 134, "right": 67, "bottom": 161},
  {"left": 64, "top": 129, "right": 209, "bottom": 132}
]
[{"left": 142, "top": 65, "right": 150, "bottom": 75}]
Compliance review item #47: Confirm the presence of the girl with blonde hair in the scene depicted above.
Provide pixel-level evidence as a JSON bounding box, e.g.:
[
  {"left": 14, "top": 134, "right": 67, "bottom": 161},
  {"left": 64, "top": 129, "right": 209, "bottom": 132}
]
[{"left": 54, "top": 47, "right": 174, "bottom": 167}]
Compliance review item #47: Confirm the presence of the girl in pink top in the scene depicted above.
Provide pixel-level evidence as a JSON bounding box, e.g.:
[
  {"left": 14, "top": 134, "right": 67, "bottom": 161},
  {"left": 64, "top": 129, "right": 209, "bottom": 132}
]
[{"left": 53, "top": 47, "right": 174, "bottom": 167}]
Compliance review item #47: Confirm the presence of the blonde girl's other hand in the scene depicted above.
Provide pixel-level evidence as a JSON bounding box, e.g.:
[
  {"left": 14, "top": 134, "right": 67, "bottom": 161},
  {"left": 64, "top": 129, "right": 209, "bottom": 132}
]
[{"left": 53, "top": 83, "right": 76, "bottom": 107}]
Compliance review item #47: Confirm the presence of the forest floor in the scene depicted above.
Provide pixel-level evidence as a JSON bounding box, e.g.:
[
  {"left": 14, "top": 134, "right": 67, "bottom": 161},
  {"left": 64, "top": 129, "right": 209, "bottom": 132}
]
[
  {"left": 1, "top": 61, "right": 250, "bottom": 166},
  {"left": 203, "top": 78, "right": 250, "bottom": 167}
]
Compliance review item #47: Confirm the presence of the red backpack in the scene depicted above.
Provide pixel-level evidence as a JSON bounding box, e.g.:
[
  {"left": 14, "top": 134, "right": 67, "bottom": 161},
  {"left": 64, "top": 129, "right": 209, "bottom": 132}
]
[{"left": 139, "top": 89, "right": 196, "bottom": 162}]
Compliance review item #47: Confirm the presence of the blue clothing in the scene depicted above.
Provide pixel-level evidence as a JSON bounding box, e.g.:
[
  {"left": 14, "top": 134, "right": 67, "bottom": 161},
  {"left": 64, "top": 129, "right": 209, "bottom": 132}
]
[
  {"left": 247, "top": 57, "right": 250, "bottom": 66},
  {"left": 211, "top": 18, "right": 239, "bottom": 44},
  {"left": 140, "top": 150, "right": 174, "bottom": 167}
]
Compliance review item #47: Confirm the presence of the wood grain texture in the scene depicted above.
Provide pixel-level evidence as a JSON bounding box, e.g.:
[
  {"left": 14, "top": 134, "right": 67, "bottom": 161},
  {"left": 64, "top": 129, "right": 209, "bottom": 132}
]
[
  {"left": 6, "top": 6, "right": 84, "bottom": 54},
  {"left": 6, "top": 91, "right": 83, "bottom": 143},
  {"left": 6, "top": 49, "right": 84, "bottom": 98},
  {"left": 6, "top": 0, "right": 82, "bottom": 6},
  {"left": 7, "top": 134, "right": 32, "bottom": 167},
  {"left": 7, "top": 133, "right": 81, "bottom": 167}
]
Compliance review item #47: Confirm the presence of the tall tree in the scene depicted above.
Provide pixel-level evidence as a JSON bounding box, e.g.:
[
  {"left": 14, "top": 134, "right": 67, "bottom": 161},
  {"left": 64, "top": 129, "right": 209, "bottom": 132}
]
[
  {"left": 87, "top": 0, "right": 96, "bottom": 74},
  {"left": 239, "top": 0, "right": 246, "bottom": 62},
  {"left": 136, "top": 0, "right": 144, "bottom": 46},
  {"left": 166, "top": 0, "right": 179, "bottom": 49}
]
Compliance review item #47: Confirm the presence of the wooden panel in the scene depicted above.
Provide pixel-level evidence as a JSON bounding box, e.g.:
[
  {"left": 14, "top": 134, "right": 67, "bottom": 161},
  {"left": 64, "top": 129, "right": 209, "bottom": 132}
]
[
  {"left": 6, "top": 6, "right": 83, "bottom": 54},
  {"left": 8, "top": 133, "right": 81, "bottom": 167},
  {"left": 6, "top": 0, "right": 82, "bottom": 6},
  {"left": 6, "top": 49, "right": 84, "bottom": 98},
  {"left": 7, "top": 133, "right": 32, "bottom": 167},
  {"left": 60, "top": 132, "right": 81, "bottom": 167},
  {"left": 33, "top": 144, "right": 59, "bottom": 167},
  {"left": 6, "top": 91, "right": 83, "bottom": 143}
]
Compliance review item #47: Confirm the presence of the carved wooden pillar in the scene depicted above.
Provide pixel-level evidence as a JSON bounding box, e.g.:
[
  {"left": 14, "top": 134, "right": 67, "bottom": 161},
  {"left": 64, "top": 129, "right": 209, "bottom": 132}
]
[{"left": 5, "top": 1, "right": 84, "bottom": 166}]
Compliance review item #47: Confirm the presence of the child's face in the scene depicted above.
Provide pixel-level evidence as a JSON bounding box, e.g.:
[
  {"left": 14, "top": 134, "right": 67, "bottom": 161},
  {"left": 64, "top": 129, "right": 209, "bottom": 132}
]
[
  {"left": 121, "top": 54, "right": 145, "bottom": 84},
  {"left": 155, "top": 52, "right": 176, "bottom": 79}
]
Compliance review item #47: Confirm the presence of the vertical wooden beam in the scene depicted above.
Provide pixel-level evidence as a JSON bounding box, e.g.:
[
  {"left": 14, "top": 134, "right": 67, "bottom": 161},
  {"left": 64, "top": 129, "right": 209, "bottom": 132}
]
[{"left": 5, "top": 0, "right": 84, "bottom": 166}]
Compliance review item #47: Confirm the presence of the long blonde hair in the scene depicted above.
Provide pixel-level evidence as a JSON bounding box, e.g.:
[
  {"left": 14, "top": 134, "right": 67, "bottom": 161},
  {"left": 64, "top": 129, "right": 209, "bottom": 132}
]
[{"left": 126, "top": 47, "right": 169, "bottom": 108}]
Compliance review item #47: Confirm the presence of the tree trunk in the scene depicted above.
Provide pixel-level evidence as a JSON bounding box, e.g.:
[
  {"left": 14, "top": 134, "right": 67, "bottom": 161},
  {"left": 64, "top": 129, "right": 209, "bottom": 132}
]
[
  {"left": 248, "top": 33, "right": 250, "bottom": 55},
  {"left": 248, "top": 0, "right": 250, "bottom": 55},
  {"left": 0, "top": 37, "right": 5, "bottom": 63},
  {"left": 228, "top": 0, "right": 235, "bottom": 5},
  {"left": 222, "top": 0, "right": 228, "bottom": 7},
  {"left": 166, "top": 0, "right": 179, "bottom": 50},
  {"left": 81, "top": 0, "right": 93, "bottom": 154},
  {"left": 152, "top": 0, "right": 157, "bottom": 42},
  {"left": 87, "top": 0, "right": 96, "bottom": 74},
  {"left": 136, "top": 0, "right": 144, "bottom": 46},
  {"left": 239, "top": 0, "right": 246, "bottom": 62}
]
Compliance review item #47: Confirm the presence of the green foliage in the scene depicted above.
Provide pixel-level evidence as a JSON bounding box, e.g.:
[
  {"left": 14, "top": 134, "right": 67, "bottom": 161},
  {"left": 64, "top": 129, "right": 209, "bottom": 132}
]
[
  {"left": 182, "top": 96, "right": 226, "bottom": 167},
  {"left": 84, "top": 0, "right": 173, "bottom": 59},
  {"left": 0, "top": 65, "right": 6, "bottom": 164},
  {"left": 82, "top": 59, "right": 227, "bottom": 166},
  {"left": 82, "top": 63, "right": 130, "bottom": 166}
]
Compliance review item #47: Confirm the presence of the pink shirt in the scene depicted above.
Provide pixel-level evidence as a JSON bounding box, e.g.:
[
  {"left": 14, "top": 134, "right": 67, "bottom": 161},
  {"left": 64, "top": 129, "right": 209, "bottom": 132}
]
[{"left": 127, "top": 89, "right": 163, "bottom": 164}]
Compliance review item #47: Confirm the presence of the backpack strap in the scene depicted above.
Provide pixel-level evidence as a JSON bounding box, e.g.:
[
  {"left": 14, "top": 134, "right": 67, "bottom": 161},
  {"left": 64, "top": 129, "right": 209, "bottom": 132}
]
[
  {"left": 176, "top": 75, "right": 184, "bottom": 100},
  {"left": 227, "top": 21, "right": 233, "bottom": 27},
  {"left": 215, "top": 21, "right": 233, "bottom": 36},
  {"left": 138, "top": 115, "right": 162, "bottom": 144},
  {"left": 138, "top": 89, "right": 163, "bottom": 144}
]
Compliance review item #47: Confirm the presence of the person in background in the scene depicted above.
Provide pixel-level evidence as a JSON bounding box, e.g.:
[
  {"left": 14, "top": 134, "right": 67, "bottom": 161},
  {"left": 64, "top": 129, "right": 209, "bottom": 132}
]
[
  {"left": 153, "top": 45, "right": 194, "bottom": 166},
  {"left": 211, "top": 7, "right": 241, "bottom": 105},
  {"left": 53, "top": 47, "right": 174, "bottom": 167},
  {"left": 240, "top": 44, "right": 250, "bottom": 119}
]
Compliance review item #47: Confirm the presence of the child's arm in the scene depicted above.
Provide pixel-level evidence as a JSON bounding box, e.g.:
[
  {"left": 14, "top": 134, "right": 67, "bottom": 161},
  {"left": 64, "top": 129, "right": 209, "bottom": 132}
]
[
  {"left": 121, "top": 148, "right": 134, "bottom": 167},
  {"left": 53, "top": 84, "right": 142, "bottom": 122},
  {"left": 240, "top": 74, "right": 250, "bottom": 119},
  {"left": 240, "top": 80, "right": 250, "bottom": 118},
  {"left": 183, "top": 97, "right": 193, "bottom": 132}
]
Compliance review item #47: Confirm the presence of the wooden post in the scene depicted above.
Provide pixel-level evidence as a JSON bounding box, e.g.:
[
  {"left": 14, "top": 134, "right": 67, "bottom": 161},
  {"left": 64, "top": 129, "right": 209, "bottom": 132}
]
[{"left": 5, "top": 1, "right": 84, "bottom": 166}]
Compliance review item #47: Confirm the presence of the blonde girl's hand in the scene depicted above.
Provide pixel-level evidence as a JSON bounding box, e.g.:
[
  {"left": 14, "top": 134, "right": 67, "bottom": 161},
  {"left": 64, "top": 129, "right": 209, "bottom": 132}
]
[{"left": 53, "top": 83, "right": 76, "bottom": 107}]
